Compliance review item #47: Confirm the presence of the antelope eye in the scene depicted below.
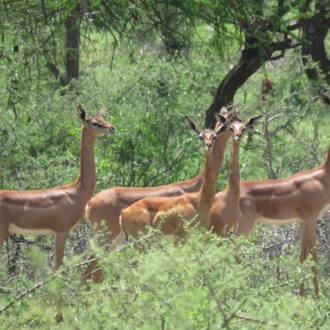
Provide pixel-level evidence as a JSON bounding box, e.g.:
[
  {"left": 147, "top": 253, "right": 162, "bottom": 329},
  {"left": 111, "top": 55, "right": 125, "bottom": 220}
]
[
  {"left": 91, "top": 121, "right": 101, "bottom": 127},
  {"left": 199, "top": 135, "right": 204, "bottom": 140},
  {"left": 229, "top": 127, "right": 234, "bottom": 132}
]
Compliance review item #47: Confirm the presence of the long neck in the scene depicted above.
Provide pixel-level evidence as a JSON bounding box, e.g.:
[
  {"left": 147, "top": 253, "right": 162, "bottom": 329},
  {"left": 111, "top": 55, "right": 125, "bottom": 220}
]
[
  {"left": 198, "top": 150, "right": 216, "bottom": 225},
  {"left": 227, "top": 137, "right": 240, "bottom": 195},
  {"left": 179, "top": 131, "right": 231, "bottom": 193},
  {"left": 213, "top": 130, "right": 231, "bottom": 180},
  {"left": 324, "top": 145, "right": 330, "bottom": 170},
  {"left": 76, "top": 126, "right": 96, "bottom": 193}
]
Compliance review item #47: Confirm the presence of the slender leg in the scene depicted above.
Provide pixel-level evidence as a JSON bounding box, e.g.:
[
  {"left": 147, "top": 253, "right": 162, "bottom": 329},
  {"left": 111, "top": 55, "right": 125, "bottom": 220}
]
[
  {"left": 83, "top": 254, "right": 96, "bottom": 290},
  {"left": 84, "top": 228, "right": 119, "bottom": 288},
  {"left": 55, "top": 232, "right": 68, "bottom": 270},
  {"left": 110, "top": 230, "right": 127, "bottom": 252},
  {"left": 299, "top": 223, "right": 306, "bottom": 297},
  {"left": 233, "top": 214, "right": 255, "bottom": 263},
  {"left": 84, "top": 255, "right": 96, "bottom": 281},
  {"left": 0, "top": 223, "right": 10, "bottom": 275},
  {"left": 310, "top": 246, "right": 319, "bottom": 298},
  {"left": 83, "top": 254, "right": 103, "bottom": 292},
  {"left": 92, "top": 264, "right": 103, "bottom": 284},
  {"left": 299, "top": 220, "right": 318, "bottom": 298},
  {"left": 234, "top": 214, "right": 255, "bottom": 238},
  {"left": 0, "top": 221, "right": 9, "bottom": 247},
  {"left": 54, "top": 231, "right": 68, "bottom": 323}
]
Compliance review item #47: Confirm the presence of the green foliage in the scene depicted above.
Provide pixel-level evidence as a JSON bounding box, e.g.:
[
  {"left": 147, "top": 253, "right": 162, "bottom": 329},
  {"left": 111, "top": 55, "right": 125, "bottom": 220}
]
[
  {"left": 2, "top": 233, "right": 330, "bottom": 329},
  {"left": 1, "top": 1, "right": 330, "bottom": 328}
]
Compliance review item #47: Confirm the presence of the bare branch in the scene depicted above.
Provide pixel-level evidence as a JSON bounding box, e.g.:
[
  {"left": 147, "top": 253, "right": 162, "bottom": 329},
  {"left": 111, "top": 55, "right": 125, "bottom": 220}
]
[
  {"left": 234, "top": 313, "right": 280, "bottom": 328},
  {"left": 0, "top": 279, "right": 49, "bottom": 313}
]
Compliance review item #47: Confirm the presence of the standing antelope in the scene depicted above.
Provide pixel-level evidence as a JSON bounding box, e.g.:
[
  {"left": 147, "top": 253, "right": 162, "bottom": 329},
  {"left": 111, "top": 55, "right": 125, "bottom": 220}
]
[
  {"left": 110, "top": 116, "right": 231, "bottom": 251},
  {"left": 261, "top": 77, "right": 273, "bottom": 101},
  {"left": 216, "top": 93, "right": 330, "bottom": 298},
  {"left": 0, "top": 105, "right": 115, "bottom": 321},
  {"left": 84, "top": 108, "right": 244, "bottom": 283},
  {"left": 210, "top": 111, "right": 262, "bottom": 236}
]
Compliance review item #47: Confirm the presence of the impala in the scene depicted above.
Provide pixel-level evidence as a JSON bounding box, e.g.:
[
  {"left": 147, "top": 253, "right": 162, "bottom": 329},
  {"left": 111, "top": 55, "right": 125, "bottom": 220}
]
[
  {"left": 0, "top": 105, "right": 115, "bottom": 321},
  {"left": 111, "top": 116, "right": 230, "bottom": 251},
  {"left": 84, "top": 107, "right": 244, "bottom": 283}
]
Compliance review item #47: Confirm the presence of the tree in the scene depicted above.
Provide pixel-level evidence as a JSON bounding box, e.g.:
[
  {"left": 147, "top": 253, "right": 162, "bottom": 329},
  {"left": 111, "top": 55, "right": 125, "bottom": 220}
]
[
  {"left": 301, "top": 1, "right": 330, "bottom": 84},
  {"left": 197, "top": 0, "right": 330, "bottom": 127}
]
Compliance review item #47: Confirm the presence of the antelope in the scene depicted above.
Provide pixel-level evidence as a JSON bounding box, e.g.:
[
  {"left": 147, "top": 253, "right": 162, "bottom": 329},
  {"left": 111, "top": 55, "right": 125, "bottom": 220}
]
[
  {"left": 210, "top": 113, "right": 262, "bottom": 236},
  {"left": 214, "top": 92, "right": 330, "bottom": 298},
  {"left": 261, "top": 78, "right": 273, "bottom": 99},
  {"left": 0, "top": 105, "right": 115, "bottom": 321},
  {"left": 84, "top": 107, "right": 244, "bottom": 283},
  {"left": 110, "top": 116, "right": 231, "bottom": 251}
]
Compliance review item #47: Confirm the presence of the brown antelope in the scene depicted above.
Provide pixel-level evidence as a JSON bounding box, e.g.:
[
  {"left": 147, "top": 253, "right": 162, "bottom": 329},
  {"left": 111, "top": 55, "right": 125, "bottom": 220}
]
[
  {"left": 214, "top": 93, "right": 330, "bottom": 298},
  {"left": 261, "top": 78, "right": 273, "bottom": 98},
  {"left": 210, "top": 113, "right": 262, "bottom": 236},
  {"left": 84, "top": 108, "right": 244, "bottom": 283},
  {"left": 110, "top": 116, "right": 231, "bottom": 251},
  {"left": 0, "top": 105, "right": 115, "bottom": 321}
]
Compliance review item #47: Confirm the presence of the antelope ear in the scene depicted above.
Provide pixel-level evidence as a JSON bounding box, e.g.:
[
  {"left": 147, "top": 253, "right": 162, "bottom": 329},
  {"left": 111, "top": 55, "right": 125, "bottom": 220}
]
[
  {"left": 219, "top": 106, "right": 229, "bottom": 116},
  {"left": 245, "top": 115, "right": 262, "bottom": 133},
  {"left": 214, "top": 112, "right": 227, "bottom": 124},
  {"left": 185, "top": 116, "right": 202, "bottom": 134},
  {"left": 215, "top": 121, "right": 231, "bottom": 136},
  {"left": 96, "top": 108, "right": 106, "bottom": 117},
  {"left": 77, "top": 105, "right": 86, "bottom": 123},
  {"left": 226, "top": 107, "right": 238, "bottom": 121}
]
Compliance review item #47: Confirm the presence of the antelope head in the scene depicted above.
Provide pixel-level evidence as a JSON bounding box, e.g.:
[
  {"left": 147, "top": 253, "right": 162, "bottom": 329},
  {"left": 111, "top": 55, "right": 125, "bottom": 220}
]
[
  {"left": 185, "top": 116, "right": 231, "bottom": 152},
  {"left": 77, "top": 105, "right": 116, "bottom": 136},
  {"left": 230, "top": 115, "right": 262, "bottom": 141}
]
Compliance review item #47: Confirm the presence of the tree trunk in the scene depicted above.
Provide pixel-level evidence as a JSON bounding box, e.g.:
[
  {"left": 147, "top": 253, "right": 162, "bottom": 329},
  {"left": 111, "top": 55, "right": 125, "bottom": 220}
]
[
  {"left": 63, "top": 6, "right": 82, "bottom": 86},
  {"left": 205, "top": 46, "right": 266, "bottom": 129},
  {"left": 301, "top": 3, "right": 330, "bottom": 84}
]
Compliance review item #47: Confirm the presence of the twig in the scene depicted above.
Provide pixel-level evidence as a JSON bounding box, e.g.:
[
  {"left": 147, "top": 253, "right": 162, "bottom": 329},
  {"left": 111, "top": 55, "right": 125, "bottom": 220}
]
[
  {"left": 116, "top": 288, "right": 140, "bottom": 318},
  {"left": 206, "top": 275, "right": 280, "bottom": 329},
  {"left": 114, "top": 77, "right": 144, "bottom": 104},
  {"left": 76, "top": 233, "right": 157, "bottom": 272},
  {"left": 234, "top": 313, "right": 280, "bottom": 327},
  {"left": 219, "top": 298, "right": 248, "bottom": 328},
  {"left": 0, "top": 232, "right": 157, "bottom": 313},
  {"left": 0, "top": 278, "right": 49, "bottom": 313}
]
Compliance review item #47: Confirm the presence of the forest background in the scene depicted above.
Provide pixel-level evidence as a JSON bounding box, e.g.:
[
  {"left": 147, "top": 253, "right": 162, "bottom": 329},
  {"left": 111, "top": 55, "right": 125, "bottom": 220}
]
[{"left": 1, "top": 0, "right": 330, "bottom": 329}]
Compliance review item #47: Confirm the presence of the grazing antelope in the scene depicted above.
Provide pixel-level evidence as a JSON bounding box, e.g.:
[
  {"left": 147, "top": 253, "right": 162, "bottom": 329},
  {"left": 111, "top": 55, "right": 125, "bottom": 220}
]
[
  {"left": 0, "top": 105, "right": 115, "bottom": 321},
  {"left": 210, "top": 112, "right": 262, "bottom": 236},
  {"left": 219, "top": 92, "right": 330, "bottom": 298},
  {"left": 84, "top": 108, "right": 244, "bottom": 283},
  {"left": 110, "top": 116, "right": 231, "bottom": 251}
]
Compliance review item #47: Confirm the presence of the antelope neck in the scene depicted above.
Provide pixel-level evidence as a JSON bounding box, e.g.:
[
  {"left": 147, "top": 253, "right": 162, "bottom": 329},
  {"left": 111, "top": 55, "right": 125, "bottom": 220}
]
[{"left": 75, "top": 126, "right": 96, "bottom": 193}]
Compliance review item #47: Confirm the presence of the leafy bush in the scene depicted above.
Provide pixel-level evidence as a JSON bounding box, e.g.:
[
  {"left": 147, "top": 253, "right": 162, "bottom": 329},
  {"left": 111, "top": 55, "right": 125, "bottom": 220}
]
[{"left": 2, "top": 232, "right": 330, "bottom": 329}]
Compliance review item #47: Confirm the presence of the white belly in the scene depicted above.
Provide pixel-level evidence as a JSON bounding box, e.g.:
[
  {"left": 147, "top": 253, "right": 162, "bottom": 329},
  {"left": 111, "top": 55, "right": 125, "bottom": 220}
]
[
  {"left": 256, "top": 203, "right": 330, "bottom": 226},
  {"left": 9, "top": 223, "right": 55, "bottom": 236},
  {"left": 257, "top": 216, "right": 303, "bottom": 226}
]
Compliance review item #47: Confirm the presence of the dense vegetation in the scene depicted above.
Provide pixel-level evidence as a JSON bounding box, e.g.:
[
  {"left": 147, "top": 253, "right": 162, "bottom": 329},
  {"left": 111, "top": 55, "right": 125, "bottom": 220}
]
[{"left": 1, "top": 0, "right": 330, "bottom": 328}]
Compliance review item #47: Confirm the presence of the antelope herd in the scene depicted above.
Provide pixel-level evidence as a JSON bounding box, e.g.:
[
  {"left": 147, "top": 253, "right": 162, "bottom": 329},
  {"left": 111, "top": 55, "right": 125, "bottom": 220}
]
[{"left": 1, "top": 92, "right": 330, "bottom": 321}]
